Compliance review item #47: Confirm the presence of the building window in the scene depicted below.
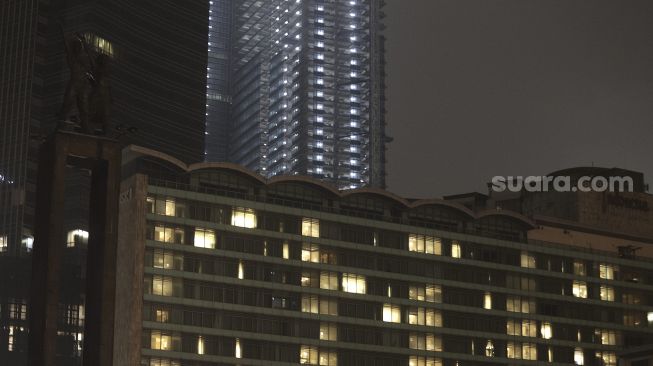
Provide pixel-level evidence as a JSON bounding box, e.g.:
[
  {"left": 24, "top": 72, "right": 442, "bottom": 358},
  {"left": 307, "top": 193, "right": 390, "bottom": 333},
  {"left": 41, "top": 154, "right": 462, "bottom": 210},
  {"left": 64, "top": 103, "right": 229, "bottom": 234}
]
[
  {"left": 507, "top": 320, "right": 520, "bottom": 336},
  {"left": 409, "top": 357, "right": 442, "bottom": 366},
  {"left": 300, "top": 345, "right": 318, "bottom": 364},
  {"left": 302, "top": 218, "right": 320, "bottom": 237},
  {"left": 573, "top": 260, "right": 586, "bottom": 275},
  {"left": 485, "top": 340, "right": 495, "bottom": 357},
  {"left": 301, "top": 296, "right": 337, "bottom": 315},
  {"left": 301, "top": 295, "right": 319, "bottom": 314},
  {"left": 409, "top": 284, "right": 442, "bottom": 303},
  {"left": 155, "top": 309, "right": 169, "bottom": 323},
  {"left": 197, "top": 336, "right": 204, "bottom": 355},
  {"left": 572, "top": 280, "right": 587, "bottom": 298},
  {"left": 9, "top": 300, "right": 27, "bottom": 320},
  {"left": 599, "top": 263, "right": 615, "bottom": 280},
  {"left": 320, "top": 271, "right": 339, "bottom": 290},
  {"left": 520, "top": 251, "right": 536, "bottom": 268},
  {"left": 483, "top": 292, "right": 492, "bottom": 309},
  {"left": 66, "top": 229, "right": 89, "bottom": 247},
  {"left": 451, "top": 242, "right": 461, "bottom": 258},
  {"left": 595, "top": 329, "right": 617, "bottom": 345},
  {"left": 235, "top": 338, "right": 242, "bottom": 358},
  {"left": 382, "top": 303, "right": 401, "bottom": 323},
  {"left": 151, "top": 331, "right": 171, "bottom": 350},
  {"left": 153, "top": 250, "right": 180, "bottom": 270},
  {"left": 320, "top": 322, "right": 337, "bottom": 341},
  {"left": 302, "top": 271, "right": 317, "bottom": 287},
  {"left": 408, "top": 234, "right": 441, "bottom": 255},
  {"left": 341, "top": 273, "right": 365, "bottom": 294},
  {"left": 283, "top": 241, "right": 290, "bottom": 259},
  {"left": 409, "top": 333, "right": 441, "bottom": 351},
  {"left": 302, "top": 243, "right": 320, "bottom": 262},
  {"left": 522, "top": 320, "right": 537, "bottom": 337},
  {"left": 154, "top": 225, "right": 184, "bottom": 244},
  {"left": 541, "top": 321, "right": 553, "bottom": 339},
  {"left": 152, "top": 276, "right": 173, "bottom": 296},
  {"left": 595, "top": 351, "right": 616, "bottom": 366},
  {"left": 193, "top": 228, "right": 215, "bottom": 248},
  {"left": 148, "top": 197, "right": 184, "bottom": 217},
  {"left": 522, "top": 342, "right": 537, "bottom": 360},
  {"left": 506, "top": 296, "right": 536, "bottom": 313},
  {"left": 0, "top": 235, "right": 7, "bottom": 252},
  {"left": 231, "top": 207, "right": 256, "bottom": 228},
  {"left": 574, "top": 348, "right": 584, "bottom": 365},
  {"left": 600, "top": 285, "right": 615, "bottom": 301},
  {"left": 408, "top": 307, "right": 441, "bottom": 327}
]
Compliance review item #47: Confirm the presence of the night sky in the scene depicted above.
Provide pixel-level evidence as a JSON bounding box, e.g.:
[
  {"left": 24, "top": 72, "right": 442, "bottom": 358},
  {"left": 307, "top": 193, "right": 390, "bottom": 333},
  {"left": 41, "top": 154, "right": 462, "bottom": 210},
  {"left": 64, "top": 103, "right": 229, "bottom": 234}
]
[{"left": 384, "top": 0, "right": 653, "bottom": 198}]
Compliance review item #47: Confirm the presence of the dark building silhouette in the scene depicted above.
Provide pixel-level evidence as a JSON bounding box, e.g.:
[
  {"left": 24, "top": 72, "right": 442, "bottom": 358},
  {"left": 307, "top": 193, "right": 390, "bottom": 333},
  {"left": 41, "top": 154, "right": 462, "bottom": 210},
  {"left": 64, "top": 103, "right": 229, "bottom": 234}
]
[
  {"left": 205, "top": 0, "right": 388, "bottom": 189},
  {"left": 0, "top": 1, "right": 209, "bottom": 364}
]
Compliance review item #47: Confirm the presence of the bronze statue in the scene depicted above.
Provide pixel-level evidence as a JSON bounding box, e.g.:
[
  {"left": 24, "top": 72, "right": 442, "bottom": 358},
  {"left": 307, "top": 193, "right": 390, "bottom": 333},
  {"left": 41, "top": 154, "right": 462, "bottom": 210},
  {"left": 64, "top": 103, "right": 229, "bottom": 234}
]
[{"left": 59, "top": 32, "right": 111, "bottom": 135}]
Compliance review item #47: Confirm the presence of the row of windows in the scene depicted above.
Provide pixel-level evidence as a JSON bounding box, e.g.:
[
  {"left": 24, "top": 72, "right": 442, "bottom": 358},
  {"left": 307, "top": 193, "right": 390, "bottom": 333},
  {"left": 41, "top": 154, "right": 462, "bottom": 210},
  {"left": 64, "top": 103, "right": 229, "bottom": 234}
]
[{"left": 145, "top": 197, "right": 647, "bottom": 288}]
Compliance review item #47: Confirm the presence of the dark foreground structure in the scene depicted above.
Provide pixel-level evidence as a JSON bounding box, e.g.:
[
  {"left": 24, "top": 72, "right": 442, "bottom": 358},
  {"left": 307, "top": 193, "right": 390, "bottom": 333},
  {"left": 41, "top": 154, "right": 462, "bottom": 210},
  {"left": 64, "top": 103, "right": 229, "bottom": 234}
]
[{"left": 114, "top": 146, "right": 653, "bottom": 366}]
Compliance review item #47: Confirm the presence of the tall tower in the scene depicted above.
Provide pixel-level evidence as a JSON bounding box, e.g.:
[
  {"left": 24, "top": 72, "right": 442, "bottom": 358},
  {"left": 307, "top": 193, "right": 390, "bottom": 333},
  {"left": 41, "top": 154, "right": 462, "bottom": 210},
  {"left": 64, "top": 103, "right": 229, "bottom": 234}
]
[
  {"left": 0, "top": 1, "right": 209, "bottom": 364},
  {"left": 206, "top": 0, "right": 388, "bottom": 189}
]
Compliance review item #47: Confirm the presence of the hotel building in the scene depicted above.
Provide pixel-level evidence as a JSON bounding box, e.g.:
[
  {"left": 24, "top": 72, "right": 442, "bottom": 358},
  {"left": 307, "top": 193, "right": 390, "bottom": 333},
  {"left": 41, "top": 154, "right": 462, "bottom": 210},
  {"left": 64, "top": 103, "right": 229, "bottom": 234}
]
[{"left": 114, "top": 147, "right": 653, "bottom": 366}]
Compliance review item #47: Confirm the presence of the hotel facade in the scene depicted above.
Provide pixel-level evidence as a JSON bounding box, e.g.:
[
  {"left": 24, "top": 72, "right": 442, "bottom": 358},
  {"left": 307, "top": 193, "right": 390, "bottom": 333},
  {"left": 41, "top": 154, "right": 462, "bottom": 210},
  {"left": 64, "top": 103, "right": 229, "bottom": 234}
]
[{"left": 115, "top": 146, "right": 653, "bottom": 366}]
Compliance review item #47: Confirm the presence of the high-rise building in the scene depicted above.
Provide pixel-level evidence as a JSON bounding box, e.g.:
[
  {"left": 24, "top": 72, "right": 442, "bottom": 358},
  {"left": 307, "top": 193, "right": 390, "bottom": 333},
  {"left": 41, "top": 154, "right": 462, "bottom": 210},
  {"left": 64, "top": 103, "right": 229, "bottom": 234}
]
[
  {"left": 205, "top": 0, "right": 388, "bottom": 189},
  {"left": 0, "top": 1, "right": 209, "bottom": 364},
  {"left": 115, "top": 146, "right": 653, "bottom": 366}
]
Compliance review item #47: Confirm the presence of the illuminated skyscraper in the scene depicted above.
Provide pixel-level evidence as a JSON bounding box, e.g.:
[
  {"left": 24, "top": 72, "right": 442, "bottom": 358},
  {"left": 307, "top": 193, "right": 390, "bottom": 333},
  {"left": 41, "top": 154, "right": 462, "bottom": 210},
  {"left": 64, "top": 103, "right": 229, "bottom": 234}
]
[{"left": 206, "top": 0, "right": 388, "bottom": 189}]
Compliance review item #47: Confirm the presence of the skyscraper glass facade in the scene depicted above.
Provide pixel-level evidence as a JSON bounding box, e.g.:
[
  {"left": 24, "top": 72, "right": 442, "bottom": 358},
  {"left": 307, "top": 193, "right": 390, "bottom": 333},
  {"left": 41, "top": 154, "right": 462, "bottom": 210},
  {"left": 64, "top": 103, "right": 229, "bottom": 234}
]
[{"left": 206, "top": 0, "right": 387, "bottom": 189}]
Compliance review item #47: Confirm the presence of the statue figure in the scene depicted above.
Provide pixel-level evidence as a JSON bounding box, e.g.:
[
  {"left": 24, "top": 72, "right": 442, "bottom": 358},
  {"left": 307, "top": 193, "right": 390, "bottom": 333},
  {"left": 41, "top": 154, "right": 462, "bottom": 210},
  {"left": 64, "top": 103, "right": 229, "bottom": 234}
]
[{"left": 59, "top": 31, "right": 111, "bottom": 135}]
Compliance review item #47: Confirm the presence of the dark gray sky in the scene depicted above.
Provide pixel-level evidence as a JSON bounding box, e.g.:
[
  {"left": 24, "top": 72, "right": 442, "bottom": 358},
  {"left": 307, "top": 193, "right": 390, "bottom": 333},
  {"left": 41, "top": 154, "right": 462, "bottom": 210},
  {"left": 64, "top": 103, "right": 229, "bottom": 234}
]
[{"left": 384, "top": 0, "right": 653, "bottom": 198}]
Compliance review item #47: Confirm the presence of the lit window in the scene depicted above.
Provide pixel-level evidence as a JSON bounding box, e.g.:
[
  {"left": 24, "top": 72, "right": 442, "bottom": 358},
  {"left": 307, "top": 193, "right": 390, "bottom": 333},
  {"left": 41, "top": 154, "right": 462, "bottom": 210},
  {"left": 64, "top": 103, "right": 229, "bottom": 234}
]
[
  {"left": 154, "top": 225, "right": 184, "bottom": 244},
  {"left": 150, "top": 331, "right": 171, "bottom": 350},
  {"left": 520, "top": 251, "right": 536, "bottom": 268},
  {"left": 193, "top": 228, "right": 215, "bottom": 248},
  {"left": 595, "top": 351, "right": 616, "bottom": 366},
  {"left": 320, "top": 271, "right": 339, "bottom": 290},
  {"left": 197, "top": 336, "right": 204, "bottom": 355},
  {"left": 507, "top": 342, "right": 521, "bottom": 359},
  {"left": 300, "top": 345, "right": 317, "bottom": 364},
  {"left": 319, "top": 297, "right": 338, "bottom": 315},
  {"left": 522, "top": 342, "right": 537, "bottom": 360},
  {"left": 573, "top": 260, "right": 586, "bottom": 275},
  {"left": 235, "top": 338, "right": 242, "bottom": 358},
  {"left": 283, "top": 241, "right": 290, "bottom": 259},
  {"left": 599, "top": 263, "right": 615, "bottom": 280},
  {"left": 408, "top": 234, "right": 442, "bottom": 255},
  {"left": 483, "top": 292, "right": 492, "bottom": 309},
  {"left": 541, "top": 322, "right": 553, "bottom": 339},
  {"left": 408, "top": 307, "right": 442, "bottom": 327},
  {"left": 506, "top": 296, "right": 536, "bottom": 313},
  {"left": 302, "top": 243, "right": 319, "bottom": 262},
  {"left": 574, "top": 347, "right": 584, "bottom": 365},
  {"left": 383, "top": 303, "right": 401, "bottom": 323},
  {"left": 648, "top": 312, "right": 653, "bottom": 324},
  {"left": 231, "top": 207, "right": 257, "bottom": 228},
  {"left": 66, "top": 229, "right": 89, "bottom": 247},
  {"left": 409, "top": 357, "right": 442, "bottom": 366},
  {"left": 320, "top": 322, "right": 337, "bottom": 341},
  {"left": 409, "top": 284, "right": 442, "bottom": 303},
  {"left": 485, "top": 340, "right": 494, "bottom": 357},
  {"left": 521, "top": 320, "right": 537, "bottom": 337},
  {"left": 155, "top": 309, "right": 169, "bottom": 323},
  {"left": 153, "top": 250, "right": 178, "bottom": 269},
  {"left": 595, "top": 329, "right": 617, "bottom": 345},
  {"left": 451, "top": 242, "right": 461, "bottom": 258},
  {"left": 572, "top": 280, "right": 587, "bottom": 298},
  {"left": 342, "top": 273, "right": 365, "bottom": 294},
  {"left": 506, "top": 320, "right": 521, "bottom": 336},
  {"left": 152, "top": 276, "right": 173, "bottom": 296},
  {"left": 600, "top": 285, "right": 615, "bottom": 301},
  {"left": 0, "top": 235, "right": 7, "bottom": 252},
  {"left": 237, "top": 261, "right": 244, "bottom": 279},
  {"left": 302, "top": 218, "right": 320, "bottom": 237},
  {"left": 409, "top": 333, "right": 442, "bottom": 351},
  {"left": 301, "top": 295, "right": 318, "bottom": 314}
]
